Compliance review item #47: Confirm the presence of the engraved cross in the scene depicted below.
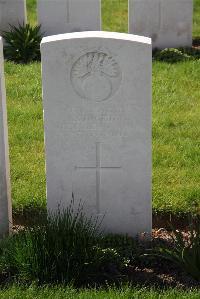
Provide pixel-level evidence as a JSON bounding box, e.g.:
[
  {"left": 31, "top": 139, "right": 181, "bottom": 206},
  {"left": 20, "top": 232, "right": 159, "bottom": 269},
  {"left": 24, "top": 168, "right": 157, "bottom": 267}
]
[{"left": 75, "top": 142, "right": 121, "bottom": 214}]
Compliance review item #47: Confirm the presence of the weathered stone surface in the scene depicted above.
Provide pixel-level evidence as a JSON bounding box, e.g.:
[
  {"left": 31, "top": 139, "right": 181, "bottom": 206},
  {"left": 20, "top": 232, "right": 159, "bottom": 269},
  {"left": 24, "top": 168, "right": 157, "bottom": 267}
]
[
  {"left": 129, "top": 0, "right": 193, "bottom": 49},
  {"left": 38, "top": 0, "right": 101, "bottom": 36},
  {"left": 41, "top": 31, "right": 152, "bottom": 236},
  {"left": 0, "top": 0, "right": 27, "bottom": 34},
  {"left": 0, "top": 37, "right": 12, "bottom": 237}
]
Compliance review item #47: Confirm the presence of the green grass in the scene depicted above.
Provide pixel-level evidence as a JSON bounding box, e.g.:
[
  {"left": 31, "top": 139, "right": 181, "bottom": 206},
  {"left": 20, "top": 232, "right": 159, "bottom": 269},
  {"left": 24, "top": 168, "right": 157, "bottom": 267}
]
[
  {"left": 0, "top": 286, "right": 199, "bottom": 299},
  {"left": 5, "top": 62, "right": 46, "bottom": 213},
  {"left": 102, "top": 0, "right": 128, "bottom": 33},
  {"left": 152, "top": 61, "right": 200, "bottom": 214},
  {"left": 5, "top": 1, "right": 200, "bottom": 216},
  {"left": 194, "top": 0, "right": 200, "bottom": 38},
  {"left": 27, "top": 0, "right": 37, "bottom": 26},
  {"left": 6, "top": 60, "right": 200, "bottom": 216}
]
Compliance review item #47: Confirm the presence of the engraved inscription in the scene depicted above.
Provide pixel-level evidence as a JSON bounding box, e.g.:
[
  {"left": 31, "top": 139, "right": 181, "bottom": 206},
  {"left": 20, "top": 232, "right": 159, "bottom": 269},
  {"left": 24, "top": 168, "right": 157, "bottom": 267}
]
[
  {"left": 63, "top": 107, "right": 131, "bottom": 137},
  {"left": 75, "top": 143, "right": 121, "bottom": 214},
  {"left": 71, "top": 52, "right": 122, "bottom": 102}
]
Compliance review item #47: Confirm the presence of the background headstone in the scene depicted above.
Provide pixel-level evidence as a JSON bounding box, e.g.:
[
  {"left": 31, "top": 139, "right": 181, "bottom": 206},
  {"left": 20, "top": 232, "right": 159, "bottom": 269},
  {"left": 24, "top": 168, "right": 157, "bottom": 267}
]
[
  {"left": 41, "top": 31, "right": 152, "bottom": 236},
  {"left": 129, "top": 0, "right": 193, "bottom": 49},
  {"left": 0, "top": 0, "right": 27, "bottom": 34},
  {"left": 38, "top": 0, "right": 101, "bottom": 37},
  {"left": 0, "top": 37, "right": 12, "bottom": 237}
]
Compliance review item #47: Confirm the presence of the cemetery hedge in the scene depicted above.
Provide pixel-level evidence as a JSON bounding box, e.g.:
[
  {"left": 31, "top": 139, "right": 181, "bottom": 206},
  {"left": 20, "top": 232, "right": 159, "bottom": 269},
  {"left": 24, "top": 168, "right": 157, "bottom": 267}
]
[{"left": 4, "top": 0, "right": 200, "bottom": 218}]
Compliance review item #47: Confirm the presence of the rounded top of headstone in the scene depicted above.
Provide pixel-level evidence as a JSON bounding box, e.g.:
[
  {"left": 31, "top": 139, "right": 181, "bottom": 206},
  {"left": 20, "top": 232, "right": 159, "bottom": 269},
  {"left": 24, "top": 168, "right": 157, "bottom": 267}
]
[{"left": 41, "top": 31, "right": 152, "bottom": 46}]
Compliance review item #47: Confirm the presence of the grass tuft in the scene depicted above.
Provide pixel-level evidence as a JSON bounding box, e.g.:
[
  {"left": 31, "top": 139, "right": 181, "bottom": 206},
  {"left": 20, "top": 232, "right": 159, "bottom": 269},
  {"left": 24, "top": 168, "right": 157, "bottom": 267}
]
[{"left": 0, "top": 285, "right": 199, "bottom": 299}]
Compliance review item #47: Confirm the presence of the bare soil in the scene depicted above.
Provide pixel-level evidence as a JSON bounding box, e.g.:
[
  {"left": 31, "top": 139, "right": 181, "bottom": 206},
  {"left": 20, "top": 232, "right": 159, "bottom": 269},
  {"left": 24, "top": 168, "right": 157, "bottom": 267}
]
[{"left": 125, "top": 228, "right": 200, "bottom": 289}]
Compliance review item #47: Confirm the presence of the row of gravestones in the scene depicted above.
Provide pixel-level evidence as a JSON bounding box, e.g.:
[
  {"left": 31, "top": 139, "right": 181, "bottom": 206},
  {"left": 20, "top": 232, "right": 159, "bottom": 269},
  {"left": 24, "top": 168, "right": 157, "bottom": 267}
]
[
  {"left": 0, "top": 30, "right": 152, "bottom": 238},
  {"left": 0, "top": 0, "right": 193, "bottom": 49}
]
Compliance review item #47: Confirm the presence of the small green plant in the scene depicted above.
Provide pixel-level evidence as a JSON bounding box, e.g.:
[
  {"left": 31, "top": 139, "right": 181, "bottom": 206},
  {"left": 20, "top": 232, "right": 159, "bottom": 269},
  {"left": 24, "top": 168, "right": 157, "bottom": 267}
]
[
  {"left": 153, "top": 48, "right": 193, "bottom": 63},
  {"left": 0, "top": 201, "right": 130, "bottom": 286},
  {"left": 3, "top": 23, "right": 42, "bottom": 63},
  {"left": 101, "top": 233, "right": 138, "bottom": 262},
  {"left": 156, "top": 216, "right": 200, "bottom": 281},
  {"left": 0, "top": 201, "right": 102, "bottom": 285},
  {"left": 83, "top": 246, "right": 126, "bottom": 285}
]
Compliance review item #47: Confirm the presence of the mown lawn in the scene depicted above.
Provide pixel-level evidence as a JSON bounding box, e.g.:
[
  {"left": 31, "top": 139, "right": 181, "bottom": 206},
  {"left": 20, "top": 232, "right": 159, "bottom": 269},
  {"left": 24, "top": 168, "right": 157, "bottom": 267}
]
[
  {"left": 0, "top": 286, "right": 199, "bottom": 299},
  {"left": 5, "top": 0, "right": 200, "bottom": 215},
  {"left": 194, "top": 0, "right": 200, "bottom": 37}
]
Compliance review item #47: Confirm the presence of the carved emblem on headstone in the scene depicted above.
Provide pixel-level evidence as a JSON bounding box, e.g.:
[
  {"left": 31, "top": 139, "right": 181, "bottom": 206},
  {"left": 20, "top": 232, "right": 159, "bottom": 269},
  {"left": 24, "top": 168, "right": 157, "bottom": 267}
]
[{"left": 71, "top": 51, "right": 122, "bottom": 102}]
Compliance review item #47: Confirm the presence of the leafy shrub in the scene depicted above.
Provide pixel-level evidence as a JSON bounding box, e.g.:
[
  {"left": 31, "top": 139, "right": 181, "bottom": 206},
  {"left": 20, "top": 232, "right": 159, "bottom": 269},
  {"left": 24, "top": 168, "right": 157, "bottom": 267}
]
[
  {"left": 180, "top": 47, "right": 200, "bottom": 60},
  {"left": 84, "top": 247, "right": 125, "bottom": 285},
  {"left": 156, "top": 216, "right": 200, "bottom": 281},
  {"left": 153, "top": 48, "right": 193, "bottom": 63},
  {"left": 101, "top": 233, "right": 138, "bottom": 262},
  {"left": 3, "top": 23, "right": 42, "bottom": 63}
]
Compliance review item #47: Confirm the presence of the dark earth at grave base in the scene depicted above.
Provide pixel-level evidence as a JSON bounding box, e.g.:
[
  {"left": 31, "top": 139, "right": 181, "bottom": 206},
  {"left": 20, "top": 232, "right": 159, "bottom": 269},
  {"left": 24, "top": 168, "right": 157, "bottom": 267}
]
[
  {"left": 193, "top": 38, "right": 200, "bottom": 49},
  {"left": 125, "top": 229, "right": 200, "bottom": 289}
]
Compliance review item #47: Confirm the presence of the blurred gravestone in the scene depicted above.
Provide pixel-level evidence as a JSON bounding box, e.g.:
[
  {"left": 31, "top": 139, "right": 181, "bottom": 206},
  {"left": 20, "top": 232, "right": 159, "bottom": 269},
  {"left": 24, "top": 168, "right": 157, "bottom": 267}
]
[
  {"left": 0, "top": 37, "right": 12, "bottom": 237},
  {"left": 129, "top": 0, "right": 193, "bottom": 49},
  {"left": 0, "top": 0, "right": 27, "bottom": 34},
  {"left": 37, "top": 0, "right": 101, "bottom": 36}
]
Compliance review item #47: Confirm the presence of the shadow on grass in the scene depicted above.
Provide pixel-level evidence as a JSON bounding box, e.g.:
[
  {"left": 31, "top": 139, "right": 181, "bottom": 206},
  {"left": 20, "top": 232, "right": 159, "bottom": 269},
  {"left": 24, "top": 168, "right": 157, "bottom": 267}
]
[
  {"left": 13, "top": 207, "right": 196, "bottom": 231},
  {"left": 13, "top": 206, "right": 47, "bottom": 227}
]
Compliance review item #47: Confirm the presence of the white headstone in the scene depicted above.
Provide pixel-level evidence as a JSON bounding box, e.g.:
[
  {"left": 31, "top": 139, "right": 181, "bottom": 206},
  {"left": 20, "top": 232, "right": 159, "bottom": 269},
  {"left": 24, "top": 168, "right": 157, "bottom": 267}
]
[
  {"left": 129, "top": 0, "right": 193, "bottom": 49},
  {"left": 37, "top": 0, "right": 101, "bottom": 37},
  {"left": 0, "top": 0, "right": 27, "bottom": 34},
  {"left": 0, "top": 37, "right": 12, "bottom": 237},
  {"left": 41, "top": 31, "right": 152, "bottom": 236}
]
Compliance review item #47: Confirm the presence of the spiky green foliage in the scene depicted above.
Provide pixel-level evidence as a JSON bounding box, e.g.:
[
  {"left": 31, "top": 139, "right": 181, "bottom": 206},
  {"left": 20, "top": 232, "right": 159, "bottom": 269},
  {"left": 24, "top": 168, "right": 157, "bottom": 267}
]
[
  {"left": 0, "top": 203, "right": 99, "bottom": 285},
  {"left": 157, "top": 216, "right": 200, "bottom": 281},
  {"left": 3, "top": 24, "right": 42, "bottom": 64},
  {"left": 0, "top": 202, "right": 127, "bottom": 286}
]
